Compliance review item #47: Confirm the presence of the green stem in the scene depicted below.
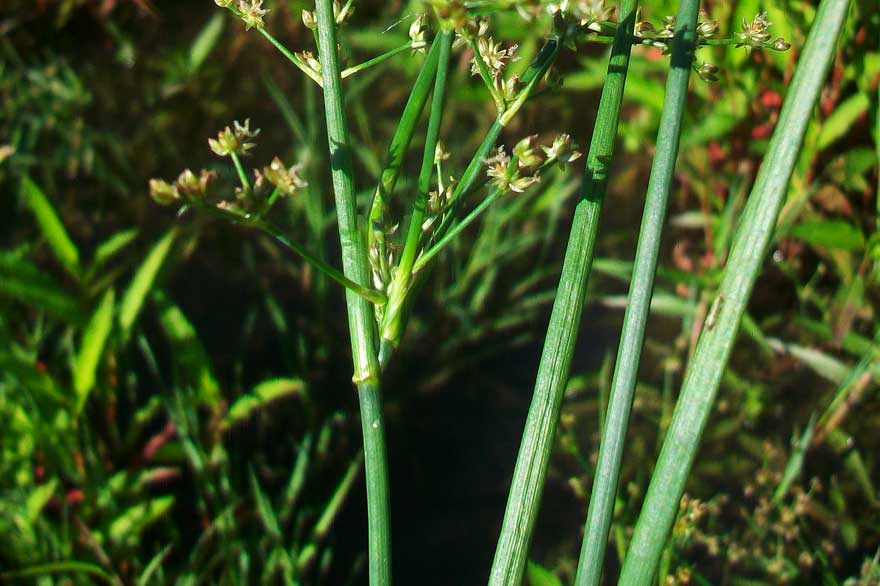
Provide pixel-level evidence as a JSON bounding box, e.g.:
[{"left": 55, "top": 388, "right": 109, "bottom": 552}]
[
  {"left": 575, "top": 0, "right": 694, "bottom": 584},
  {"left": 257, "top": 28, "right": 324, "bottom": 85},
  {"left": 315, "top": 4, "right": 389, "bottom": 586},
  {"left": 229, "top": 152, "right": 250, "bottom": 192},
  {"left": 617, "top": 1, "right": 850, "bottom": 584},
  {"left": 380, "top": 31, "right": 454, "bottom": 347},
  {"left": 203, "top": 205, "right": 385, "bottom": 303},
  {"left": 486, "top": 3, "right": 638, "bottom": 585},
  {"left": 366, "top": 39, "right": 443, "bottom": 271},
  {"left": 414, "top": 188, "right": 501, "bottom": 273},
  {"left": 342, "top": 44, "right": 412, "bottom": 78}
]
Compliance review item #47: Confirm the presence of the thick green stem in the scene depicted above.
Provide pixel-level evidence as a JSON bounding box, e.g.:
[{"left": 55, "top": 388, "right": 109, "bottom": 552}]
[
  {"left": 381, "top": 31, "right": 454, "bottom": 347},
  {"left": 486, "top": 4, "right": 638, "bottom": 586},
  {"left": 575, "top": 1, "right": 694, "bottom": 584},
  {"left": 314, "top": 4, "right": 389, "bottom": 586},
  {"left": 617, "top": 1, "right": 850, "bottom": 584}
]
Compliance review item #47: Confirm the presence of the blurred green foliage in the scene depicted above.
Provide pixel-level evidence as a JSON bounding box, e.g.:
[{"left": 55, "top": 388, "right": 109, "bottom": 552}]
[{"left": 0, "top": 0, "right": 879, "bottom": 585}]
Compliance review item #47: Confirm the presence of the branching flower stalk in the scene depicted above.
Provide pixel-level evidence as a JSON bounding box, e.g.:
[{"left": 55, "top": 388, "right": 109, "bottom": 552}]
[
  {"left": 380, "top": 30, "right": 455, "bottom": 352},
  {"left": 617, "top": 0, "right": 851, "bottom": 584},
  {"left": 574, "top": 0, "right": 698, "bottom": 584},
  {"left": 313, "top": 4, "right": 389, "bottom": 586},
  {"left": 486, "top": 1, "right": 638, "bottom": 584}
]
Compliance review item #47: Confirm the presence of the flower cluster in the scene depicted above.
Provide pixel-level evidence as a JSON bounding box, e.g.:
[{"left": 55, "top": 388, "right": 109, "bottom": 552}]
[
  {"left": 150, "top": 169, "right": 216, "bottom": 206},
  {"left": 483, "top": 134, "right": 582, "bottom": 195},
  {"left": 261, "top": 157, "right": 308, "bottom": 196},
  {"left": 152, "top": 120, "right": 306, "bottom": 217},
  {"left": 208, "top": 119, "right": 260, "bottom": 158},
  {"left": 737, "top": 11, "right": 790, "bottom": 52}
]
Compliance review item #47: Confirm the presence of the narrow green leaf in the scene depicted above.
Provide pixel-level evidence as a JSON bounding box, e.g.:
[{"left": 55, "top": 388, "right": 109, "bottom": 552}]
[
  {"left": 73, "top": 288, "right": 115, "bottom": 414},
  {"left": 154, "top": 290, "right": 220, "bottom": 405},
  {"left": 789, "top": 219, "right": 865, "bottom": 250},
  {"left": 487, "top": 2, "right": 639, "bottom": 585},
  {"left": 0, "top": 561, "right": 116, "bottom": 585},
  {"left": 250, "top": 470, "right": 282, "bottom": 540},
  {"left": 526, "top": 562, "right": 563, "bottom": 586},
  {"left": 118, "top": 229, "right": 176, "bottom": 340},
  {"left": 618, "top": 2, "right": 851, "bottom": 584},
  {"left": 0, "top": 253, "right": 84, "bottom": 322},
  {"left": 108, "top": 496, "right": 175, "bottom": 544},
  {"left": 21, "top": 177, "right": 80, "bottom": 276},
  {"left": 223, "top": 378, "right": 305, "bottom": 428},
  {"left": 816, "top": 92, "right": 870, "bottom": 150},
  {"left": 26, "top": 479, "right": 58, "bottom": 522},
  {"left": 189, "top": 12, "right": 225, "bottom": 71},
  {"left": 92, "top": 228, "right": 139, "bottom": 270}
]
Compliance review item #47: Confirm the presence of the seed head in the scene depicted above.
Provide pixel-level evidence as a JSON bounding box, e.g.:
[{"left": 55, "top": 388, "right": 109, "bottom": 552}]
[
  {"left": 737, "top": 11, "right": 772, "bottom": 52},
  {"left": 262, "top": 157, "right": 308, "bottom": 196},
  {"left": 238, "top": 0, "right": 268, "bottom": 30},
  {"left": 333, "top": 0, "right": 354, "bottom": 24},
  {"left": 214, "top": 0, "right": 234, "bottom": 7},
  {"left": 434, "top": 142, "right": 450, "bottom": 164},
  {"left": 176, "top": 169, "right": 216, "bottom": 199},
  {"left": 694, "top": 61, "right": 720, "bottom": 82},
  {"left": 772, "top": 37, "right": 791, "bottom": 51},
  {"left": 542, "top": 133, "right": 582, "bottom": 166},
  {"left": 149, "top": 179, "right": 180, "bottom": 206},
  {"left": 302, "top": 9, "right": 317, "bottom": 29},
  {"left": 513, "top": 135, "right": 542, "bottom": 169},
  {"left": 471, "top": 36, "right": 518, "bottom": 80},
  {"left": 696, "top": 10, "right": 718, "bottom": 39},
  {"left": 209, "top": 119, "right": 260, "bottom": 157},
  {"left": 409, "top": 15, "right": 429, "bottom": 53},
  {"left": 297, "top": 50, "right": 323, "bottom": 76}
]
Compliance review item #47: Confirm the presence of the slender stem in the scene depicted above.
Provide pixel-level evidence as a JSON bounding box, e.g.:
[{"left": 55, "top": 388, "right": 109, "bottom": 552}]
[
  {"left": 342, "top": 44, "right": 412, "bottom": 78},
  {"left": 380, "top": 30, "right": 454, "bottom": 347},
  {"left": 617, "top": 1, "right": 850, "bottom": 584},
  {"left": 414, "top": 188, "right": 501, "bottom": 272},
  {"left": 257, "top": 28, "right": 324, "bottom": 86},
  {"left": 229, "top": 152, "right": 251, "bottom": 191},
  {"left": 486, "top": 3, "right": 638, "bottom": 585},
  {"left": 366, "top": 39, "right": 442, "bottom": 272},
  {"left": 203, "top": 206, "right": 387, "bottom": 304},
  {"left": 575, "top": 1, "right": 695, "bottom": 585},
  {"left": 315, "top": 4, "right": 389, "bottom": 586}
]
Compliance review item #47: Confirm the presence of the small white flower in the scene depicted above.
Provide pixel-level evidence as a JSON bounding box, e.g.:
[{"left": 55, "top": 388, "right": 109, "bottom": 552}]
[
  {"left": 542, "top": 134, "right": 583, "bottom": 166},
  {"left": 238, "top": 0, "right": 269, "bottom": 30},
  {"left": 263, "top": 157, "right": 308, "bottom": 196}
]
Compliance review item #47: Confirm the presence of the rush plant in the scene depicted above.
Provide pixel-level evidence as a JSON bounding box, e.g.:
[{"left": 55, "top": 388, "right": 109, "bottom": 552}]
[{"left": 145, "top": 0, "right": 851, "bottom": 585}]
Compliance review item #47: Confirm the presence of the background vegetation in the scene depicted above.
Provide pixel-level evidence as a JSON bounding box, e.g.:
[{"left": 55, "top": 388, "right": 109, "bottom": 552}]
[{"left": 1, "top": 0, "right": 878, "bottom": 585}]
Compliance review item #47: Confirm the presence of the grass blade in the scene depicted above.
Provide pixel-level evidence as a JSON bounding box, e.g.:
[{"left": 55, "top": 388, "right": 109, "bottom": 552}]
[
  {"left": 575, "top": 1, "right": 698, "bottom": 584},
  {"left": 118, "top": 228, "right": 176, "bottom": 341},
  {"left": 617, "top": 1, "right": 851, "bottom": 584},
  {"left": 21, "top": 177, "right": 80, "bottom": 277},
  {"left": 73, "top": 288, "right": 115, "bottom": 415},
  {"left": 487, "top": 3, "right": 638, "bottom": 585}
]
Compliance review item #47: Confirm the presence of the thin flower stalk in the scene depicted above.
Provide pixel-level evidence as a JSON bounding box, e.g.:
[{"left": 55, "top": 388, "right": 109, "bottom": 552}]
[
  {"left": 574, "top": 0, "right": 697, "bottom": 585},
  {"left": 341, "top": 43, "right": 413, "bottom": 78},
  {"left": 380, "top": 30, "right": 454, "bottom": 350},
  {"left": 314, "top": 4, "right": 390, "bottom": 586},
  {"left": 486, "top": 2, "right": 638, "bottom": 585},
  {"left": 617, "top": 1, "right": 850, "bottom": 584},
  {"left": 366, "top": 39, "right": 443, "bottom": 285}
]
